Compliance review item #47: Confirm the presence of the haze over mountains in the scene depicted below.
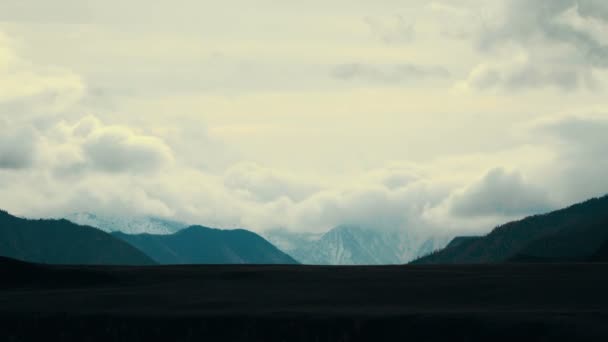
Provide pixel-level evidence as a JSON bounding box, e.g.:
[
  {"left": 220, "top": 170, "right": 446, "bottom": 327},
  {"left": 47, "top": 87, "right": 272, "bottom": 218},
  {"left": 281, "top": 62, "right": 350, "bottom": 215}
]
[
  {"left": 2, "top": 194, "right": 608, "bottom": 266},
  {"left": 71, "top": 212, "right": 450, "bottom": 265},
  {"left": 66, "top": 213, "right": 188, "bottom": 235},
  {"left": 264, "top": 225, "right": 450, "bottom": 265}
]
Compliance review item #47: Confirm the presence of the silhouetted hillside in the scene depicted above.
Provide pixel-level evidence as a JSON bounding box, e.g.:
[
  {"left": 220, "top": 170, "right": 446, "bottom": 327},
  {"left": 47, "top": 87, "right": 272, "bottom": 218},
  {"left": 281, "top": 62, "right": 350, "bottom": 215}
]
[
  {"left": 589, "top": 239, "right": 608, "bottom": 262},
  {"left": 443, "top": 236, "right": 481, "bottom": 250},
  {"left": 0, "top": 210, "right": 155, "bottom": 265},
  {"left": 113, "top": 226, "right": 298, "bottom": 264},
  {"left": 413, "top": 195, "right": 608, "bottom": 264},
  {"left": 513, "top": 219, "right": 608, "bottom": 262}
]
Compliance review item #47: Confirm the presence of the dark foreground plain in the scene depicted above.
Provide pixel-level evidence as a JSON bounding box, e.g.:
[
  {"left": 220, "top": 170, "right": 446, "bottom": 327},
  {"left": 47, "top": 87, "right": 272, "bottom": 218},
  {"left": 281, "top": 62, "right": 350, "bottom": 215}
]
[{"left": 2, "top": 257, "right": 608, "bottom": 341}]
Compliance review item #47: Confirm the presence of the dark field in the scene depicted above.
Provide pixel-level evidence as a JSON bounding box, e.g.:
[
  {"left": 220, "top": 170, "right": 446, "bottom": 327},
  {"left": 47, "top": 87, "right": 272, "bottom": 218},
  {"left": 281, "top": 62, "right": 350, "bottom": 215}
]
[{"left": 2, "top": 259, "right": 608, "bottom": 341}]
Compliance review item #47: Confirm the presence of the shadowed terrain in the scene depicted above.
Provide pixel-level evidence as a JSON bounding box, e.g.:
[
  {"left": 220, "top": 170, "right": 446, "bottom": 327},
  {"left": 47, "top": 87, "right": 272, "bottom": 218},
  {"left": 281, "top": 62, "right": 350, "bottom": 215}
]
[
  {"left": 0, "top": 211, "right": 155, "bottom": 265},
  {"left": 2, "top": 258, "right": 608, "bottom": 341},
  {"left": 414, "top": 195, "right": 608, "bottom": 264},
  {"left": 112, "top": 226, "right": 297, "bottom": 265}
]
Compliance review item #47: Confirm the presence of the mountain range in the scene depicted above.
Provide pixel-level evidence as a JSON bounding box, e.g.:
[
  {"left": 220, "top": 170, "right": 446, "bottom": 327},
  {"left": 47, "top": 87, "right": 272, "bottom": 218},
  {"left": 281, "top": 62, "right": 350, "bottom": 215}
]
[
  {"left": 413, "top": 195, "right": 608, "bottom": 264},
  {"left": 66, "top": 212, "right": 187, "bottom": 235},
  {"left": 69, "top": 213, "right": 450, "bottom": 265},
  {"left": 0, "top": 210, "right": 155, "bottom": 265},
  {"left": 3, "top": 193, "right": 608, "bottom": 266},
  {"left": 113, "top": 227, "right": 298, "bottom": 264},
  {"left": 264, "top": 225, "right": 450, "bottom": 265},
  {"left": 0, "top": 210, "right": 297, "bottom": 265}
]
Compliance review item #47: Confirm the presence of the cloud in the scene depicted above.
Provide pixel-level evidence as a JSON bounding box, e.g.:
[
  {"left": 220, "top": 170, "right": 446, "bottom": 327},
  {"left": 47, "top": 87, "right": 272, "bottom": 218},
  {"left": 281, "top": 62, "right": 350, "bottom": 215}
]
[
  {"left": 1, "top": 2, "right": 608, "bottom": 242},
  {"left": 479, "top": 0, "right": 608, "bottom": 57},
  {"left": 223, "top": 162, "right": 320, "bottom": 202},
  {"left": 448, "top": 168, "right": 554, "bottom": 218},
  {"left": 464, "top": 51, "right": 594, "bottom": 91},
  {"left": 1, "top": 110, "right": 602, "bottom": 240},
  {"left": 0, "top": 125, "right": 38, "bottom": 169},
  {"left": 361, "top": 163, "right": 424, "bottom": 190},
  {"left": 537, "top": 114, "right": 608, "bottom": 151},
  {"left": 21, "top": 116, "right": 175, "bottom": 176},
  {"left": 236, "top": 181, "right": 444, "bottom": 234},
  {"left": 331, "top": 63, "right": 450, "bottom": 84},
  {"left": 82, "top": 121, "right": 174, "bottom": 173},
  {"left": 466, "top": 0, "right": 608, "bottom": 90},
  {"left": 532, "top": 114, "right": 608, "bottom": 201},
  {"left": 290, "top": 187, "right": 413, "bottom": 232},
  {"left": 0, "top": 31, "right": 85, "bottom": 116},
  {"left": 364, "top": 15, "right": 415, "bottom": 44}
]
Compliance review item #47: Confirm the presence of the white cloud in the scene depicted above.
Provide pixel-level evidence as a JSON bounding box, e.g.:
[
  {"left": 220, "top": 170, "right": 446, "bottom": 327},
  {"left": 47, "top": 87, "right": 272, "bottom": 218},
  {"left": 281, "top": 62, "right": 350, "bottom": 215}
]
[
  {"left": 462, "top": 50, "right": 594, "bottom": 91},
  {"left": 530, "top": 114, "right": 608, "bottom": 202},
  {"left": 0, "top": 31, "right": 86, "bottom": 144},
  {"left": 1, "top": 2, "right": 608, "bottom": 242},
  {"left": 83, "top": 125, "right": 173, "bottom": 173},
  {"left": 448, "top": 168, "right": 554, "bottom": 218},
  {"left": 468, "top": 0, "right": 608, "bottom": 90},
  {"left": 224, "top": 162, "right": 320, "bottom": 202},
  {"left": 0, "top": 125, "right": 38, "bottom": 169},
  {"left": 0, "top": 32, "right": 84, "bottom": 112}
]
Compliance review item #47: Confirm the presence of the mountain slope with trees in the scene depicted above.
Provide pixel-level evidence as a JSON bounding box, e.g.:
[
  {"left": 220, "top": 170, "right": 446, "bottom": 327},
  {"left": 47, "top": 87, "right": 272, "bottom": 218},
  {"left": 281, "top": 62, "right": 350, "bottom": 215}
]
[
  {"left": 0, "top": 210, "right": 155, "bottom": 265},
  {"left": 113, "top": 226, "right": 298, "bottom": 265},
  {"left": 413, "top": 195, "right": 608, "bottom": 264}
]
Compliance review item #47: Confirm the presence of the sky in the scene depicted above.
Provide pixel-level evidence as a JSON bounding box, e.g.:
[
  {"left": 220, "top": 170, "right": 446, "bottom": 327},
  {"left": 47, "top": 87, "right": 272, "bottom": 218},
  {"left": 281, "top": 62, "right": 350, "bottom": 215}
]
[{"left": 1, "top": 0, "right": 608, "bottom": 235}]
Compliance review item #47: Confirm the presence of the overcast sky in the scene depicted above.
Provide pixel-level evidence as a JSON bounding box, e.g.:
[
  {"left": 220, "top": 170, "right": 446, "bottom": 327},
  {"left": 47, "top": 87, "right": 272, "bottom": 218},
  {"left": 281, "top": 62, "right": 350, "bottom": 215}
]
[{"left": 1, "top": 0, "right": 607, "bottom": 234}]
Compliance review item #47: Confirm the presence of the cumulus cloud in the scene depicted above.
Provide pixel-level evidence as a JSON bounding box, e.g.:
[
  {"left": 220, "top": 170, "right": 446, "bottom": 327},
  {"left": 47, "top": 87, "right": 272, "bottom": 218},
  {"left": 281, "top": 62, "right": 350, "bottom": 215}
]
[
  {"left": 362, "top": 163, "right": 424, "bottom": 190},
  {"left": 0, "top": 126, "right": 38, "bottom": 169},
  {"left": 464, "top": 51, "right": 594, "bottom": 91},
  {"left": 224, "top": 162, "right": 320, "bottom": 202},
  {"left": 464, "top": 0, "right": 608, "bottom": 90},
  {"left": 532, "top": 114, "right": 608, "bottom": 202},
  {"left": 1, "top": 110, "right": 603, "bottom": 239},
  {"left": 480, "top": 0, "right": 608, "bottom": 66},
  {"left": 331, "top": 63, "right": 450, "bottom": 84},
  {"left": 83, "top": 125, "right": 173, "bottom": 173},
  {"left": 291, "top": 187, "right": 412, "bottom": 232},
  {"left": 448, "top": 168, "right": 554, "bottom": 218},
  {"left": 7, "top": 115, "right": 175, "bottom": 177},
  {"left": 536, "top": 114, "right": 608, "bottom": 152},
  {"left": 2, "top": 2, "right": 608, "bottom": 242}
]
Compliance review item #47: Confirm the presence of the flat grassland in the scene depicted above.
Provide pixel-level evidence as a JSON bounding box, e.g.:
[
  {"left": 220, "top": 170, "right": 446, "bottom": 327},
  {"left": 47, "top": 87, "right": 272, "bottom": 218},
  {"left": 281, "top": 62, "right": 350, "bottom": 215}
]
[{"left": 2, "top": 259, "right": 608, "bottom": 341}]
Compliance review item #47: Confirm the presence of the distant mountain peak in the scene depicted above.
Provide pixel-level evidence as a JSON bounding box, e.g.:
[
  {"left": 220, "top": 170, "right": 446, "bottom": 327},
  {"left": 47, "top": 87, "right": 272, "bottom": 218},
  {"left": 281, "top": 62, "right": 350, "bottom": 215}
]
[
  {"left": 0, "top": 209, "right": 155, "bottom": 265},
  {"left": 66, "top": 212, "right": 188, "bottom": 235},
  {"left": 112, "top": 226, "right": 298, "bottom": 265},
  {"left": 264, "top": 225, "right": 451, "bottom": 265}
]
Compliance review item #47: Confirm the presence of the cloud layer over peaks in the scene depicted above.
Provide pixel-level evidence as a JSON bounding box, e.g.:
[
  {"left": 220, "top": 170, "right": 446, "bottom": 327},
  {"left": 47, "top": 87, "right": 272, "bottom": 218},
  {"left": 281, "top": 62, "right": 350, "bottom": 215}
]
[{"left": 1, "top": 2, "right": 608, "bottom": 238}]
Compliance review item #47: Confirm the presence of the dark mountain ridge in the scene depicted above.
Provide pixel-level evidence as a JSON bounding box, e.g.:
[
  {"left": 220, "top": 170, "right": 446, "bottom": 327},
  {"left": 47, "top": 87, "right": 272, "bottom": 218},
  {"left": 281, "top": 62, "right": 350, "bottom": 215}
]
[
  {"left": 0, "top": 209, "right": 155, "bottom": 265},
  {"left": 413, "top": 195, "right": 608, "bottom": 264},
  {"left": 113, "top": 225, "right": 298, "bottom": 264}
]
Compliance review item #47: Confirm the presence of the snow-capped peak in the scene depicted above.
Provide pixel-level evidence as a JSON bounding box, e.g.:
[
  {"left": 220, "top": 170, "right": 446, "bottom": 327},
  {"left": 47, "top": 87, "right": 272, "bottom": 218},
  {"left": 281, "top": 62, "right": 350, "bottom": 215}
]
[{"left": 65, "top": 212, "right": 188, "bottom": 235}]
